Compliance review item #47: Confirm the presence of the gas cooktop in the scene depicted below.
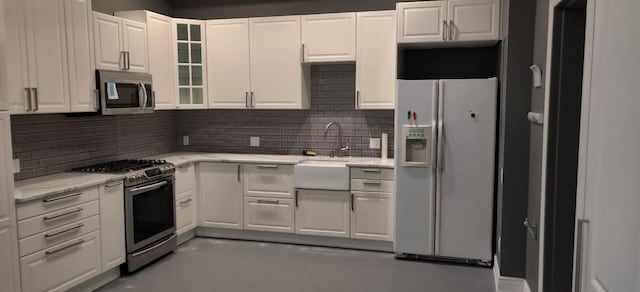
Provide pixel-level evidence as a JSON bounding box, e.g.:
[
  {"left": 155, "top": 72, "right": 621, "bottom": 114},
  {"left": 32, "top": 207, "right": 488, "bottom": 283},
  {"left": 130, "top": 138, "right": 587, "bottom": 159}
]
[{"left": 73, "top": 159, "right": 170, "bottom": 173}]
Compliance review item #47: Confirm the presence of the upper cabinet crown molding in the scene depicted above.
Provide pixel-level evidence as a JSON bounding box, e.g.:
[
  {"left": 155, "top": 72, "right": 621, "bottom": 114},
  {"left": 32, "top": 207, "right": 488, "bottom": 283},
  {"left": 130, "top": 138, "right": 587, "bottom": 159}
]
[
  {"left": 397, "top": 0, "right": 500, "bottom": 46},
  {"left": 301, "top": 12, "right": 357, "bottom": 63}
]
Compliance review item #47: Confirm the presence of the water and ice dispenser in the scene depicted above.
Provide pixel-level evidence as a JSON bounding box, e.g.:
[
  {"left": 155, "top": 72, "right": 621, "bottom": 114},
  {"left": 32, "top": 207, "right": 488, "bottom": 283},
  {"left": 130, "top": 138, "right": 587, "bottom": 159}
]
[{"left": 401, "top": 125, "right": 432, "bottom": 167}]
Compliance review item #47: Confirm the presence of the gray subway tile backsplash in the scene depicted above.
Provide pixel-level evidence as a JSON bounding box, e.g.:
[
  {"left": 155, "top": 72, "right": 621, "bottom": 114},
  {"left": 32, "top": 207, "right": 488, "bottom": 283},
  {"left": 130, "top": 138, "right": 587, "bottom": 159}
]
[{"left": 11, "top": 64, "right": 394, "bottom": 181}]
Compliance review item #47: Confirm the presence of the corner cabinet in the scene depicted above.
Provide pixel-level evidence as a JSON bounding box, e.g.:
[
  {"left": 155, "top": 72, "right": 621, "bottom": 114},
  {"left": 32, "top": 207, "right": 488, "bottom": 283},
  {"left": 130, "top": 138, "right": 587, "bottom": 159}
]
[
  {"left": 3, "top": 0, "right": 96, "bottom": 114},
  {"left": 116, "top": 10, "right": 176, "bottom": 110},
  {"left": 94, "top": 12, "right": 148, "bottom": 73},
  {"left": 199, "top": 163, "right": 244, "bottom": 230},
  {"left": 174, "top": 19, "right": 208, "bottom": 109},
  {"left": 355, "top": 11, "right": 397, "bottom": 110},
  {"left": 0, "top": 113, "right": 20, "bottom": 292}
]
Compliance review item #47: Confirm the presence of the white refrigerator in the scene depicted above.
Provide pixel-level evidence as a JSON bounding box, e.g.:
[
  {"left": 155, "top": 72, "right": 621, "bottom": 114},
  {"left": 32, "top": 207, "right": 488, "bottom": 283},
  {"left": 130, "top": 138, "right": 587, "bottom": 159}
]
[{"left": 394, "top": 78, "right": 497, "bottom": 265}]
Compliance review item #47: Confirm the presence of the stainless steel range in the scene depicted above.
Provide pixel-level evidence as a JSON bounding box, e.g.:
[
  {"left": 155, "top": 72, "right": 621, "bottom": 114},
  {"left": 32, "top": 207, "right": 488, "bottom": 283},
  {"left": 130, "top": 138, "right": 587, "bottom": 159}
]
[{"left": 74, "top": 159, "right": 177, "bottom": 273}]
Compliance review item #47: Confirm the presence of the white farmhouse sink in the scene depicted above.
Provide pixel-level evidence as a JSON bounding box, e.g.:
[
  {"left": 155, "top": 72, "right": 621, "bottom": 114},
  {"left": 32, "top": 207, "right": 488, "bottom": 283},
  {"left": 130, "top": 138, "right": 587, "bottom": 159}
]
[{"left": 294, "top": 160, "right": 350, "bottom": 191}]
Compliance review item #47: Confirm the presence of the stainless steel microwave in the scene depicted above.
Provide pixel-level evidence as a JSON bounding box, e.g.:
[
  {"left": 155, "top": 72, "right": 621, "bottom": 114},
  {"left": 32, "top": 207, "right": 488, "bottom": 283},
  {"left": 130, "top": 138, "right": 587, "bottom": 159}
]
[{"left": 96, "top": 70, "right": 154, "bottom": 115}]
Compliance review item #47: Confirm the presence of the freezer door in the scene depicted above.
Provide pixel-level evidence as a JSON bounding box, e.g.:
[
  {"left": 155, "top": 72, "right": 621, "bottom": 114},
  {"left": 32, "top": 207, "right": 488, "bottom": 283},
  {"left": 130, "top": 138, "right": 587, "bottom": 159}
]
[
  {"left": 435, "top": 78, "right": 497, "bottom": 262},
  {"left": 394, "top": 80, "right": 438, "bottom": 256}
]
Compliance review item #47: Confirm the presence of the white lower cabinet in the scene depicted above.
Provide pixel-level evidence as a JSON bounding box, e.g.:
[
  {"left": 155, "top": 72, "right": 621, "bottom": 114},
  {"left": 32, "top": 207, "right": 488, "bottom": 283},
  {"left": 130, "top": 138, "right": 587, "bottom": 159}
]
[
  {"left": 295, "top": 190, "right": 350, "bottom": 238},
  {"left": 244, "top": 197, "right": 294, "bottom": 233},
  {"left": 176, "top": 193, "right": 196, "bottom": 234},
  {"left": 20, "top": 231, "right": 101, "bottom": 292},
  {"left": 351, "top": 192, "right": 394, "bottom": 241},
  {"left": 199, "top": 163, "right": 244, "bottom": 229},
  {"left": 0, "top": 226, "right": 19, "bottom": 292},
  {"left": 99, "top": 182, "right": 125, "bottom": 271}
]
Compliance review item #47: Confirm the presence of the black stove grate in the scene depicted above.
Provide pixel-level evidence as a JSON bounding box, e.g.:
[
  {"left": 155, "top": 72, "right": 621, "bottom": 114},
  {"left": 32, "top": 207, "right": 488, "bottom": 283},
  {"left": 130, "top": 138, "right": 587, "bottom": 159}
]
[{"left": 73, "top": 159, "right": 168, "bottom": 173}]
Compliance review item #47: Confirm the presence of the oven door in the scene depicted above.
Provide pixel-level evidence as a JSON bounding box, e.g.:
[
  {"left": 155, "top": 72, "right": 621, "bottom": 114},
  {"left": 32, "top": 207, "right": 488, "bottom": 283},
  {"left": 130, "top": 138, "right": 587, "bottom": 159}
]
[
  {"left": 97, "top": 70, "right": 154, "bottom": 115},
  {"left": 125, "top": 177, "right": 176, "bottom": 253}
]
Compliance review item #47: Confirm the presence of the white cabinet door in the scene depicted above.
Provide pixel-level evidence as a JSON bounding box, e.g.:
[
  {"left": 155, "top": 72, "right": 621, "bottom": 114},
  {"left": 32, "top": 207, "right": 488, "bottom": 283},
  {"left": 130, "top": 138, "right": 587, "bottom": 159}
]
[
  {"left": 249, "top": 16, "right": 309, "bottom": 109},
  {"left": 146, "top": 12, "right": 175, "bottom": 110},
  {"left": 24, "top": 0, "right": 69, "bottom": 113},
  {"left": 99, "top": 181, "right": 125, "bottom": 271},
  {"left": 206, "top": 18, "right": 251, "bottom": 109},
  {"left": 65, "top": 0, "right": 96, "bottom": 112},
  {"left": 356, "top": 11, "right": 396, "bottom": 109},
  {"left": 199, "top": 163, "right": 244, "bottom": 229},
  {"left": 244, "top": 197, "right": 294, "bottom": 233},
  {"left": 351, "top": 192, "right": 394, "bottom": 241},
  {"left": 176, "top": 194, "right": 196, "bottom": 234},
  {"left": 447, "top": 0, "right": 500, "bottom": 41},
  {"left": 175, "top": 164, "right": 195, "bottom": 199},
  {"left": 93, "top": 12, "right": 123, "bottom": 71},
  {"left": 396, "top": 1, "right": 447, "bottom": 43},
  {"left": 2, "top": 0, "right": 30, "bottom": 114},
  {"left": 174, "top": 19, "right": 207, "bottom": 109},
  {"left": 295, "top": 190, "right": 350, "bottom": 238},
  {"left": 301, "top": 13, "right": 356, "bottom": 63},
  {"left": 121, "top": 19, "right": 148, "bottom": 73},
  {"left": 0, "top": 113, "right": 19, "bottom": 292}
]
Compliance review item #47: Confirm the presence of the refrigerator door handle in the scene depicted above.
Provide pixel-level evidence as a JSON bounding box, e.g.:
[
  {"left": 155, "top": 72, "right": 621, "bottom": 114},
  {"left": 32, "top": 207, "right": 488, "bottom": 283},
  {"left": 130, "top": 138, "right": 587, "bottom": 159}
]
[
  {"left": 436, "top": 82, "right": 445, "bottom": 172},
  {"left": 434, "top": 80, "right": 445, "bottom": 255}
]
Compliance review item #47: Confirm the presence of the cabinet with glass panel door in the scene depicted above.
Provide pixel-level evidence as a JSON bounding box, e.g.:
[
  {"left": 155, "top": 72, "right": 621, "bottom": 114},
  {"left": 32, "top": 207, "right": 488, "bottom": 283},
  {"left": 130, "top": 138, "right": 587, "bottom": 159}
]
[{"left": 174, "top": 19, "right": 208, "bottom": 109}]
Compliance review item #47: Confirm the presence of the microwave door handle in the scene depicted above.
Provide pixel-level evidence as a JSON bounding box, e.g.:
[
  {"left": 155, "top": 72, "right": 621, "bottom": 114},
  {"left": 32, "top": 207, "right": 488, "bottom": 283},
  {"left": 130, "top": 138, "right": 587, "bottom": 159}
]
[
  {"left": 138, "top": 82, "right": 145, "bottom": 110},
  {"left": 140, "top": 82, "right": 148, "bottom": 110}
]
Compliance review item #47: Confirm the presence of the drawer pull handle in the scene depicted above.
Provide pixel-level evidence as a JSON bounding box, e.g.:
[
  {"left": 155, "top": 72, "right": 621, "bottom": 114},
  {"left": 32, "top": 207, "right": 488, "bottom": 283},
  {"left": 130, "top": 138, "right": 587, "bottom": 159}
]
[
  {"left": 257, "top": 199, "right": 279, "bottom": 205},
  {"left": 45, "top": 239, "right": 85, "bottom": 256},
  {"left": 361, "top": 169, "right": 381, "bottom": 173},
  {"left": 43, "top": 192, "right": 82, "bottom": 205},
  {"left": 363, "top": 181, "right": 382, "bottom": 185},
  {"left": 43, "top": 208, "right": 83, "bottom": 223},
  {"left": 179, "top": 198, "right": 193, "bottom": 205},
  {"left": 44, "top": 223, "right": 84, "bottom": 239},
  {"left": 105, "top": 182, "right": 123, "bottom": 189},
  {"left": 256, "top": 165, "right": 279, "bottom": 169}
]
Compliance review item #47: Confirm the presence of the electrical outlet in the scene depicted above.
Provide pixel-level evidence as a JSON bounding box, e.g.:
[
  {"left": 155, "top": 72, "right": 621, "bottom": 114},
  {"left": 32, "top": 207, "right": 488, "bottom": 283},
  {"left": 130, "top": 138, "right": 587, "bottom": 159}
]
[
  {"left": 183, "top": 136, "right": 190, "bottom": 146},
  {"left": 369, "top": 138, "right": 381, "bottom": 149},
  {"left": 250, "top": 137, "right": 260, "bottom": 147},
  {"left": 13, "top": 159, "right": 20, "bottom": 174}
]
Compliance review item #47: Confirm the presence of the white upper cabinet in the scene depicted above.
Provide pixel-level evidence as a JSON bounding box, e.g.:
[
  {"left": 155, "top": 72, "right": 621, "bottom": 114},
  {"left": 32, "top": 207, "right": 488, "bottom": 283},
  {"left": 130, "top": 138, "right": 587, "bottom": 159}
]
[
  {"left": 447, "top": 0, "right": 500, "bottom": 42},
  {"left": 396, "top": 0, "right": 500, "bottom": 45},
  {"left": 249, "top": 16, "right": 310, "bottom": 109},
  {"left": 174, "top": 19, "right": 207, "bottom": 109},
  {"left": 397, "top": 1, "right": 447, "bottom": 43},
  {"left": 301, "top": 13, "right": 356, "bottom": 63},
  {"left": 93, "top": 12, "right": 148, "bottom": 73},
  {"left": 3, "top": 0, "right": 95, "bottom": 114},
  {"left": 116, "top": 10, "right": 176, "bottom": 110},
  {"left": 206, "top": 19, "right": 252, "bottom": 109},
  {"left": 355, "top": 11, "right": 397, "bottom": 110}
]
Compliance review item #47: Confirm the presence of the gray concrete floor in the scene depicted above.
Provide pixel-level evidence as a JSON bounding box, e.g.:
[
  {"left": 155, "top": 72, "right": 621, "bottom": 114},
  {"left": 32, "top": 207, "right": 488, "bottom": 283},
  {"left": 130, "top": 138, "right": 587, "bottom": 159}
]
[{"left": 98, "top": 238, "right": 494, "bottom": 292}]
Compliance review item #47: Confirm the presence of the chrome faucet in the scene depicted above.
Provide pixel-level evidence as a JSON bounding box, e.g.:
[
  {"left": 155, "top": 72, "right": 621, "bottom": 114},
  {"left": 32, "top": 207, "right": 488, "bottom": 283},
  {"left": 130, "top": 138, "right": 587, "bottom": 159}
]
[{"left": 324, "top": 122, "right": 349, "bottom": 157}]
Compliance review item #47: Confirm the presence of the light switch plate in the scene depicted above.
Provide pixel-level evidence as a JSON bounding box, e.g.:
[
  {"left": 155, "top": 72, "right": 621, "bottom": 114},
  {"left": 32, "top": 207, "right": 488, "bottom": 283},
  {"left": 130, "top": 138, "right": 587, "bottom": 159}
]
[
  {"left": 250, "top": 137, "right": 260, "bottom": 147},
  {"left": 369, "top": 138, "right": 381, "bottom": 149},
  {"left": 13, "top": 159, "right": 20, "bottom": 174},
  {"left": 183, "top": 136, "right": 190, "bottom": 146}
]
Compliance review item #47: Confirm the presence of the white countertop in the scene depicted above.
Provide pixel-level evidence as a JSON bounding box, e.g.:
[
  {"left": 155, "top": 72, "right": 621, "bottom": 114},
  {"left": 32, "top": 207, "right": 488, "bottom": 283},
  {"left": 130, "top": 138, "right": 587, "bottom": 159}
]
[
  {"left": 14, "top": 172, "right": 125, "bottom": 203},
  {"left": 14, "top": 152, "right": 394, "bottom": 203}
]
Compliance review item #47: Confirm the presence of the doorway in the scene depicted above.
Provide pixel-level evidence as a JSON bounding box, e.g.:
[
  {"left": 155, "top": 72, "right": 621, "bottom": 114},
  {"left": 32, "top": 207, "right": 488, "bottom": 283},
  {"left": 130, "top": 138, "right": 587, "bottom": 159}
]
[{"left": 542, "top": 0, "right": 587, "bottom": 291}]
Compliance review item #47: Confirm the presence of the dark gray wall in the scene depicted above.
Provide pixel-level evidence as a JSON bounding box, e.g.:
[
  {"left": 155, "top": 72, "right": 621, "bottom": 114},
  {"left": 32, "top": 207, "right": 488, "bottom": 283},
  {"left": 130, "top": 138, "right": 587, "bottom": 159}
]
[
  {"left": 495, "top": 0, "right": 536, "bottom": 278},
  {"left": 92, "top": 0, "right": 172, "bottom": 15},
  {"left": 171, "top": 0, "right": 400, "bottom": 19}
]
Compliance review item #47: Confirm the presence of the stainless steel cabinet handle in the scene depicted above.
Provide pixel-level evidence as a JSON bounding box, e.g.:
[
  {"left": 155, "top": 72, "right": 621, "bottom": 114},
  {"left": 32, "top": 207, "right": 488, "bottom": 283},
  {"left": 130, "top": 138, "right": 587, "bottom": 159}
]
[
  {"left": 245, "top": 91, "right": 249, "bottom": 108},
  {"left": 443, "top": 20, "right": 447, "bottom": 41},
  {"left": 301, "top": 43, "right": 305, "bottom": 63},
  {"left": 361, "top": 169, "right": 381, "bottom": 173},
  {"left": 250, "top": 91, "right": 255, "bottom": 108},
  {"left": 43, "top": 208, "right": 83, "bottom": 223},
  {"left": 25, "top": 88, "right": 32, "bottom": 111},
  {"left": 105, "top": 182, "right": 123, "bottom": 189},
  {"left": 237, "top": 164, "right": 241, "bottom": 182},
  {"left": 351, "top": 193, "right": 355, "bottom": 211},
  {"left": 449, "top": 20, "right": 454, "bottom": 41},
  {"left": 257, "top": 199, "right": 279, "bottom": 205},
  {"left": 125, "top": 51, "right": 131, "bottom": 70},
  {"left": 256, "top": 165, "right": 279, "bottom": 169},
  {"left": 355, "top": 90, "right": 360, "bottom": 109},
  {"left": 43, "top": 192, "right": 82, "bottom": 205},
  {"left": 575, "top": 219, "right": 589, "bottom": 292},
  {"left": 120, "top": 51, "right": 126, "bottom": 70},
  {"left": 295, "top": 190, "right": 299, "bottom": 208},
  {"left": 363, "top": 180, "right": 382, "bottom": 185},
  {"left": 44, "top": 223, "right": 84, "bottom": 239},
  {"left": 32, "top": 88, "right": 38, "bottom": 112},
  {"left": 179, "top": 198, "right": 193, "bottom": 205},
  {"left": 130, "top": 181, "right": 168, "bottom": 193},
  {"left": 45, "top": 239, "right": 85, "bottom": 256}
]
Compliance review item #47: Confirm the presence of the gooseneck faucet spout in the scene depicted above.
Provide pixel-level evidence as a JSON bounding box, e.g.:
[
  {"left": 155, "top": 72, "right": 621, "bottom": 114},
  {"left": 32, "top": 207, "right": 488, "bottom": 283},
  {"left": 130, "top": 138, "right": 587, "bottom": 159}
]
[{"left": 324, "top": 122, "right": 349, "bottom": 157}]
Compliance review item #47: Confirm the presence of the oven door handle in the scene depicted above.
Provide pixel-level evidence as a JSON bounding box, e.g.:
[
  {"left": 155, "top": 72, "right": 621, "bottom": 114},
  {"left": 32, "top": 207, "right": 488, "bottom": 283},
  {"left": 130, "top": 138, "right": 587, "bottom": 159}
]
[
  {"left": 131, "top": 234, "right": 177, "bottom": 257},
  {"left": 129, "top": 181, "right": 168, "bottom": 194}
]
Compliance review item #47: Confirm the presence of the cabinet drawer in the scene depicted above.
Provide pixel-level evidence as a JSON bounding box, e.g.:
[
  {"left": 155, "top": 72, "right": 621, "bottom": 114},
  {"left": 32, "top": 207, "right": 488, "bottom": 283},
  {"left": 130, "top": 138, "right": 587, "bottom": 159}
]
[
  {"left": 176, "top": 194, "right": 196, "bottom": 235},
  {"left": 350, "top": 179, "right": 395, "bottom": 193},
  {"left": 175, "top": 164, "right": 195, "bottom": 195},
  {"left": 244, "top": 197, "right": 294, "bottom": 233},
  {"left": 18, "top": 200, "right": 99, "bottom": 239},
  {"left": 17, "top": 186, "right": 100, "bottom": 221},
  {"left": 350, "top": 168, "right": 394, "bottom": 181},
  {"left": 19, "top": 215, "right": 100, "bottom": 257},
  {"left": 244, "top": 164, "right": 294, "bottom": 198},
  {"left": 20, "top": 231, "right": 101, "bottom": 292}
]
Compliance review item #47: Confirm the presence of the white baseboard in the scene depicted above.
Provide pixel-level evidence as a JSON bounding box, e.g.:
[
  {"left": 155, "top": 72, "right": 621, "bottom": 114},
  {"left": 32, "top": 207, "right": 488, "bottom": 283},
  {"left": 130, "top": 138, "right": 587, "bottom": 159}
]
[{"left": 493, "top": 255, "right": 529, "bottom": 292}]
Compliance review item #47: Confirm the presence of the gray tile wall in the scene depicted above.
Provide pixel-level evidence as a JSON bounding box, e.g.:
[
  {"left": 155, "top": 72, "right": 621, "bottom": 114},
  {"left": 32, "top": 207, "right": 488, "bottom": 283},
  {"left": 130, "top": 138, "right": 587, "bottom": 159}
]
[
  {"left": 11, "top": 112, "right": 178, "bottom": 180},
  {"left": 176, "top": 64, "right": 395, "bottom": 157}
]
